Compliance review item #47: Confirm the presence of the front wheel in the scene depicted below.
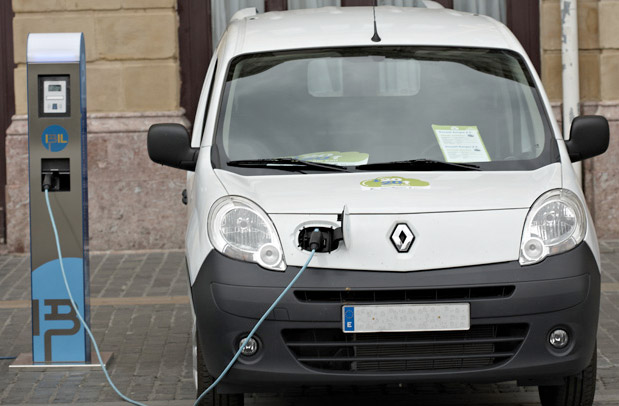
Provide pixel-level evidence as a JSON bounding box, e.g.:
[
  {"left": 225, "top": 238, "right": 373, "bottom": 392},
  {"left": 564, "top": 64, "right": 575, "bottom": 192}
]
[
  {"left": 538, "top": 345, "right": 597, "bottom": 406},
  {"left": 195, "top": 331, "right": 244, "bottom": 406}
]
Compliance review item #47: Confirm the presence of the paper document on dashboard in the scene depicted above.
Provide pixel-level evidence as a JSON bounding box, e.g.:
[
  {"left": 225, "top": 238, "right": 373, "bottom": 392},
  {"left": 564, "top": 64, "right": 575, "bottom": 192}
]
[{"left": 432, "top": 125, "right": 491, "bottom": 163}]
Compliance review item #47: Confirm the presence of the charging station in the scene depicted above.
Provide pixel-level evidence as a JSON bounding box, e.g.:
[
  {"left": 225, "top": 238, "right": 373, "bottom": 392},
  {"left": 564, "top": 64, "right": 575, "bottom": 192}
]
[{"left": 10, "top": 32, "right": 106, "bottom": 369}]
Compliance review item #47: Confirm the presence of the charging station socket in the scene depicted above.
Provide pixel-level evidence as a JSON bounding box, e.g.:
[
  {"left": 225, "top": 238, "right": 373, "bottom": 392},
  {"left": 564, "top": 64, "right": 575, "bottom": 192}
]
[{"left": 41, "top": 158, "right": 70, "bottom": 192}]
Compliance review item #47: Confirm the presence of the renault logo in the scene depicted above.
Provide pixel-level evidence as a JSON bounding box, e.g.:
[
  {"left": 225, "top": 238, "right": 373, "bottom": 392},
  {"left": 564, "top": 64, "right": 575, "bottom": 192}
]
[{"left": 391, "top": 224, "right": 415, "bottom": 253}]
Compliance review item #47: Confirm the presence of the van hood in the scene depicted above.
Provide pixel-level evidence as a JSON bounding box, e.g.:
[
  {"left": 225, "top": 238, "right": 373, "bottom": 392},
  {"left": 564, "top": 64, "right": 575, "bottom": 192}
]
[
  {"left": 214, "top": 164, "right": 562, "bottom": 214},
  {"left": 214, "top": 164, "right": 562, "bottom": 271}
]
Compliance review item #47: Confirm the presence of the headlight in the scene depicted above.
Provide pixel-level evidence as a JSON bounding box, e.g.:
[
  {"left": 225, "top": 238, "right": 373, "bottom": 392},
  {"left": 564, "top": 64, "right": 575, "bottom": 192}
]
[
  {"left": 519, "top": 189, "right": 586, "bottom": 265},
  {"left": 208, "top": 196, "right": 286, "bottom": 271}
]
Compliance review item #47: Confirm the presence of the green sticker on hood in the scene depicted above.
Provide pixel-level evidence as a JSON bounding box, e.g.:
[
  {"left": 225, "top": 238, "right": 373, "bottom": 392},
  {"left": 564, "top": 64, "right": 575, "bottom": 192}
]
[{"left": 361, "top": 176, "right": 430, "bottom": 190}]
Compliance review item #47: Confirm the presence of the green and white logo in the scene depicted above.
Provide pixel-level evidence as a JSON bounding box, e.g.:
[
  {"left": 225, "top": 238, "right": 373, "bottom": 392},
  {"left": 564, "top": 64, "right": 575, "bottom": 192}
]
[{"left": 361, "top": 176, "right": 430, "bottom": 190}]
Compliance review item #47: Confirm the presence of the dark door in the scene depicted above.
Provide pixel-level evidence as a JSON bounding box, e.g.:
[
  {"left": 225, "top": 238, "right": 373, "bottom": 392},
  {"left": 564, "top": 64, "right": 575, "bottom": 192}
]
[
  {"left": 0, "top": 2, "right": 14, "bottom": 244},
  {"left": 178, "top": 0, "right": 213, "bottom": 124}
]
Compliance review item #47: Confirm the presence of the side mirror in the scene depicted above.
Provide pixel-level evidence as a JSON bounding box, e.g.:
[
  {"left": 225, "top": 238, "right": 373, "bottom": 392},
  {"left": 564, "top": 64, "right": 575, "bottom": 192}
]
[
  {"left": 565, "top": 115, "right": 609, "bottom": 162},
  {"left": 147, "top": 123, "right": 198, "bottom": 171}
]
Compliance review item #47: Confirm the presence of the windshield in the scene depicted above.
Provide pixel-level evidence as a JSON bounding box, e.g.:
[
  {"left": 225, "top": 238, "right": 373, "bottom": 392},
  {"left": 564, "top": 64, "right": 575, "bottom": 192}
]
[{"left": 214, "top": 47, "right": 558, "bottom": 174}]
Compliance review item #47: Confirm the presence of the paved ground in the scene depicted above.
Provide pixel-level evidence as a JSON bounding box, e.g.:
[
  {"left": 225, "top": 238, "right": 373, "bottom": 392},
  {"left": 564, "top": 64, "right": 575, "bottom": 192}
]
[{"left": 0, "top": 241, "right": 618, "bottom": 406}]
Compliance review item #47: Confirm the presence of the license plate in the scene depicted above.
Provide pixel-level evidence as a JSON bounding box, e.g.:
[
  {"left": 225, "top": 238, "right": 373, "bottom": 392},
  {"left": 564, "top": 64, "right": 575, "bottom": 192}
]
[{"left": 342, "top": 303, "right": 470, "bottom": 333}]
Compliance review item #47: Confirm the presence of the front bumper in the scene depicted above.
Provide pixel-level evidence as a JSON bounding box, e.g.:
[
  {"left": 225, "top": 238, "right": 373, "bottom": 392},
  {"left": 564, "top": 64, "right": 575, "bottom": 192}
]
[{"left": 191, "top": 243, "right": 600, "bottom": 394}]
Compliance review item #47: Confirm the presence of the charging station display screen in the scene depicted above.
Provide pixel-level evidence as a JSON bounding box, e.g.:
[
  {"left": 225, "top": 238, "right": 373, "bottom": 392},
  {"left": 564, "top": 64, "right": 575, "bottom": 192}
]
[{"left": 38, "top": 75, "right": 70, "bottom": 117}]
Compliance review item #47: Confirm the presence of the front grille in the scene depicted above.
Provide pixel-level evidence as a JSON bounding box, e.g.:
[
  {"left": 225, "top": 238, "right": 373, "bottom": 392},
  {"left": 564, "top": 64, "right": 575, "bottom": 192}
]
[
  {"left": 294, "top": 286, "right": 515, "bottom": 303},
  {"left": 282, "top": 324, "right": 528, "bottom": 373}
]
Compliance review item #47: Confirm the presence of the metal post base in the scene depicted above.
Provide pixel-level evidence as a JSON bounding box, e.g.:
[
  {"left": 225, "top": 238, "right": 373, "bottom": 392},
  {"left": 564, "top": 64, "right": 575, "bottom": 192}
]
[{"left": 8, "top": 352, "right": 113, "bottom": 371}]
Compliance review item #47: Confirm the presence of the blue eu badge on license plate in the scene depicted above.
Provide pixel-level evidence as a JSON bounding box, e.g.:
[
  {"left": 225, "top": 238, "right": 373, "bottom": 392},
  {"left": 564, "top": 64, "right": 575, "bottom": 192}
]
[{"left": 343, "top": 306, "right": 355, "bottom": 332}]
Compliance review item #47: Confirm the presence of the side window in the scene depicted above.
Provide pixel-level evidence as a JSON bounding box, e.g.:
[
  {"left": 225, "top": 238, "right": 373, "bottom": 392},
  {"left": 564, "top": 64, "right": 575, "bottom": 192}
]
[{"left": 191, "top": 58, "right": 218, "bottom": 148}]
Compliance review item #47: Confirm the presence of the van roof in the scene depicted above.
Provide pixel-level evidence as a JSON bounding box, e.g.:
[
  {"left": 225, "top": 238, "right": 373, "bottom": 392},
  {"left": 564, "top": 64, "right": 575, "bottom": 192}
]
[{"left": 223, "top": 6, "right": 524, "bottom": 57}]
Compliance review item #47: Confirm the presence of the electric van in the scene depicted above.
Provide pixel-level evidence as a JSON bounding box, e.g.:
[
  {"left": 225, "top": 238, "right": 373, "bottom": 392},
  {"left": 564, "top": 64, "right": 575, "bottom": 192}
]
[{"left": 148, "top": 5, "right": 610, "bottom": 406}]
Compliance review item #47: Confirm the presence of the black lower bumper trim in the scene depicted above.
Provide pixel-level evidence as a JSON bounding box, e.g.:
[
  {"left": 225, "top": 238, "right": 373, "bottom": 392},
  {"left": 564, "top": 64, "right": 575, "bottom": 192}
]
[{"left": 191, "top": 242, "right": 600, "bottom": 393}]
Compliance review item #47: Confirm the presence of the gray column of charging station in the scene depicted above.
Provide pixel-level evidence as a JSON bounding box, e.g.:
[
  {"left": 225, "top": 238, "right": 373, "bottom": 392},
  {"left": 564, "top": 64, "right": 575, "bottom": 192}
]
[{"left": 11, "top": 33, "right": 110, "bottom": 370}]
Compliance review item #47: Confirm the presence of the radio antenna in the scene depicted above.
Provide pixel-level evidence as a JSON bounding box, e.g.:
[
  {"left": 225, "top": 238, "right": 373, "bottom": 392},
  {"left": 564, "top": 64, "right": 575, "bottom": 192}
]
[{"left": 371, "top": 6, "right": 382, "bottom": 42}]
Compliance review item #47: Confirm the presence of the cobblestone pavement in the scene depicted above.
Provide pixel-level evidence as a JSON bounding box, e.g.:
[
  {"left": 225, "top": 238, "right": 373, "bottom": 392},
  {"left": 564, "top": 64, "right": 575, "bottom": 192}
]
[{"left": 0, "top": 242, "right": 618, "bottom": 406}]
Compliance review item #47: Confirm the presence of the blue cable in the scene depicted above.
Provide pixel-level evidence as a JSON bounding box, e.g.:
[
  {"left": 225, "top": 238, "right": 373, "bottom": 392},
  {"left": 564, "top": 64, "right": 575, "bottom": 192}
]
[
  {"left": 44, "top": 189, "right": 317, "bottom": 406},
  {"left": 195, "top": 247, "right": 316, "bottom": 405},
  {"left": 45, "top": 189, "right": 149, "bottom": 406}
]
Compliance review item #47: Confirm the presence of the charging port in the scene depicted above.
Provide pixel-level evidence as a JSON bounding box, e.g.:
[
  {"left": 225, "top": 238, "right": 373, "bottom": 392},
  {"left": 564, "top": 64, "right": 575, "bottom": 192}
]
[
  {"left": 299, "top": 227, "right": 343, "bottom": 253},
  {"left": 41, "top": 158, "right": 70, "bottom": 192}
]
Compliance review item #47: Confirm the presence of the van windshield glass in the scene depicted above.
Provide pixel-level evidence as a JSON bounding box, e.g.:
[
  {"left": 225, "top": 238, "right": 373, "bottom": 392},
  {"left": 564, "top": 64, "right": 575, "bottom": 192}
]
[{"left": 214, "top": 47, "right": 557, "bottom": 173}]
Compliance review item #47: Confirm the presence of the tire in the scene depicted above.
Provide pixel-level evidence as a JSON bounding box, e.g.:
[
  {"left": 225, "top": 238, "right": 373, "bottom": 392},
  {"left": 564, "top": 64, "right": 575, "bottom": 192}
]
[
  {"left": 538, "top": 345, "right": 597, "bottom": 406},
  {"left": 195, "top": 331, "right": 244, "bottom": 406}
]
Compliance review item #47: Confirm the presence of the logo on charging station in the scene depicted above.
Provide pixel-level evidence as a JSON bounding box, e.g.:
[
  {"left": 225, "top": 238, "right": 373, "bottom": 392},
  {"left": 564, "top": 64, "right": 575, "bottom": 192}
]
[{"left": 42, "top": 125, "right": 69, "bottom": 152}]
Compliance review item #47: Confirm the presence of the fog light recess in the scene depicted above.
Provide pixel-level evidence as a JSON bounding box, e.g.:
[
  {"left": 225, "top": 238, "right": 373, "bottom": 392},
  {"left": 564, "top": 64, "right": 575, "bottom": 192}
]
[
  {"left": 549, "top": 329, "right": 569, "bottom": 349},
  {"left": 239, "top": 336, "right": 259, "bottom": 356}
]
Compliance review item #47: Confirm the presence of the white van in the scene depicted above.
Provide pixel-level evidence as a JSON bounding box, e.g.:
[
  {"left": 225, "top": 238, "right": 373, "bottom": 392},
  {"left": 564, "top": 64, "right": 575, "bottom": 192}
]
[{"left": 148, "top": 5, "right": 609, "bottom": 406}]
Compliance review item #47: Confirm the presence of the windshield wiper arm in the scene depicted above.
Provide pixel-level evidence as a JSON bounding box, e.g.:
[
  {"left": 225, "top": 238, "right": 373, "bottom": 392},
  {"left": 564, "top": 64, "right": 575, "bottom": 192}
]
[
  {"left": 356, "top": 159, "right": 481, "bottom": 171},
  {"left": 227, "top": 158, "right": 349, "bottom": 172}
]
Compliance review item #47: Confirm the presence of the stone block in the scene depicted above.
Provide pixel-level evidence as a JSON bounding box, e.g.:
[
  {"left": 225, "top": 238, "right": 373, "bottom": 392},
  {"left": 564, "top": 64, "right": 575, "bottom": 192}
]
[
  {"left": 541, "top": 50, "right": 600, "bottom": 102},
  {"left": 600, "top": 1, "right": 619, "bottom": 49},
  {"left": 12, "top": 13, "right": 97, "bottom": 64},
  {"left": 123, "top": 62, "right": 179, "bottom": 111},
  {"left": 541, "top": 1, "right": 599, "bottom": 51},
  {"left": 88, "top": 178, "right": 186, "bottom": 251},
  {"left": 5, "top": 132, "right": 30, "bottom": 253},
  {"left": 95, "top": 11, "right": 177, "bottom": 61},
  {"left": 588, "top": 118, "right": 619, "bottom": 239},
  {"left": 122, "top": 0, "right": 176, "bottom": 9},
  {"left": 88, "top": 132, "right": 183, "bottom": 184},
  {"left": 580, "top": 51, "right": 601, "bottom": 101},
  {"left": 542, "top": 51, "right": 562, "bottom": 101},
  {"left": 86, "top": 63, "right": 125, "bottom": 112},
  {"left": 13, "top": 65, "right": 27, "bottom": 116},
  {"left": 5, "top": 125, "right": 29, "bottom": 253},
  {"left": 65, "top": 0, "right": 122, "bottom": 10},
  {"left": 13, "top": 0, "right": 123, "bottom": 11},
  {"left": 579, "top": 2, "right": 600, "bottom": 50},
  {"left": 11, "top": 0, "right": 64, "bottom": 12},
  {"left": 5, "top": 135, "right": 28, "bottom": 188},
  {"left": 601, "top": 51, "right": 619, "bottom": 100},
  {"left": 6, "top": 184, "right": 30, "bottom": 253},
  {"left": 541, "top": 1, "right": 561, "bottom": 51}
]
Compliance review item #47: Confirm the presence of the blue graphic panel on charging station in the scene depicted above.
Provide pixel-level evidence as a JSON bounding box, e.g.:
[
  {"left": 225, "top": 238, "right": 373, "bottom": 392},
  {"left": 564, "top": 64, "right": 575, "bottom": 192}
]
[
  {"left": 41, "top": 125, "right": 69, "bottom": 152},
  {"left": 32, "top": 258, "right": 86, "bottom": 363}
]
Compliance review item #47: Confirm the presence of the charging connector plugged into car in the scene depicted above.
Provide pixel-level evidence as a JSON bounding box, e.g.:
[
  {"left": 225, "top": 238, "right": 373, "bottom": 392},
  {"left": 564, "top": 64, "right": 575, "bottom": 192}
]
[{"left": 299, "top": 227, "right": 343, "bottom": 253}]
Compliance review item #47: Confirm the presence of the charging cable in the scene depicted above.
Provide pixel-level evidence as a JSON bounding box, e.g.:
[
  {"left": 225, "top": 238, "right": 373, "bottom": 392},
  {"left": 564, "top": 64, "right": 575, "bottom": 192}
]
[
  {"left": 44, "top": 188, "right": 149, "bottom": 406},
  {"left": 43, "top": 185, "right": 318, "bottom": 406},
  {"left": 195, "top": 245, "right": 316, "bottom": 405}
]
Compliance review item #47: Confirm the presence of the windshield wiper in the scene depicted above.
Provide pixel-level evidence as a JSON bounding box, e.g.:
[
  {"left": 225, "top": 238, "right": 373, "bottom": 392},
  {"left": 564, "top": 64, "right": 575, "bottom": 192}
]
[
  {"left": 356, "top": 159, "right": 481, "bottom": 171},
  {"left": 227, "top": 158, "right": 349, "bottom": 172}
]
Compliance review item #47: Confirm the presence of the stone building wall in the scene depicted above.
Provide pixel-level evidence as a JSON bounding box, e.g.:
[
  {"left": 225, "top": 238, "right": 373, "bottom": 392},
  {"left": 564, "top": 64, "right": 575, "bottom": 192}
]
[
  {"left": 6, "top": 0, "right": 187, "bottom": 252},
  {"left": 541, "top": 0, "right": 619, "bottom": 239}
]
